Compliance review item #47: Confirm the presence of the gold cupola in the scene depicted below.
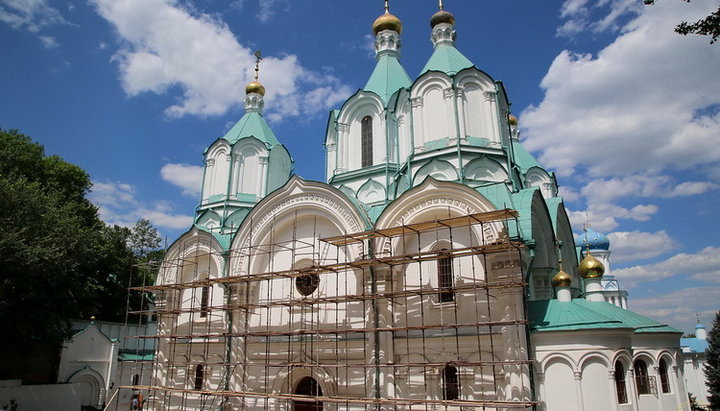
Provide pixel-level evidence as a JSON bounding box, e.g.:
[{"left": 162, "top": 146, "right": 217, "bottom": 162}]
[
  {"left": 373, "top": 0, "right": 402, "bottom": 35},
  {"left": 551, "top": 269, "right": 572, "bottom": 287},
  {"left": 508, "top": 114, "right": 518, "bottom": 126},
  {"left": 578, "top": 251, "right": 605, "bottom": 279},
  {"left": 431, "top": 0, "right": 455, "bottom": 27}
]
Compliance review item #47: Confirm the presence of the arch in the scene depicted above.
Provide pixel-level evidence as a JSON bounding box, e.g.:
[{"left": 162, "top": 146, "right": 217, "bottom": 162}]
[
  {"left": 231, "top": 136, "right": 268, "bottom": 198},
  {"left": 195, "top": 209, "right": 221, "bottom": 230},
  {"left": 294, "top": 376, "right": 323, "bottom": 410},
  {"left": 157, "top": 228, "right": 224, "bottom": 287},
  {"left": 204, "top": 140, "right": 231, "bottom": 200},
  {"left": 578, "top": 352, "right": 611, "bottom": 370},
  {"left": 658, "top": 357, "right": 672, "bottom": 393},
  {"left": 540, "top": 353, "right": 576, "bottom": 372},
  {"left": 194, "top": 364, "right": 204, "bottom": 390},
  {"left": 455, "top": 70, "right": 498, "bottom": 143},
  {"left": 68, "top": 367, "right": 104, "bottom": 408},
  {"left": 413, "top": 159, "right": 459, "bottom": 185},
  {"left": 464, "top": 157, "right": 508, "bottom": 183},
  {"left": 357, "top": 179, "right": 386, "bottom": 205},
  {"left": 336, "top": 91, "right": 385, "bottom": 172},
  {"left": 410, "top": 74, "right": 453, "bottom": 148},
  {"left": 524, "top": 167, "right": 556, "bottom": 199}
]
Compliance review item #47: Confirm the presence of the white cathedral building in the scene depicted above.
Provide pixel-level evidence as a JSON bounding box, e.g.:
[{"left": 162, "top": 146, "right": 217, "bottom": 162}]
[{"left": 136, "top": 4, "right": 691, "bottom": 410}]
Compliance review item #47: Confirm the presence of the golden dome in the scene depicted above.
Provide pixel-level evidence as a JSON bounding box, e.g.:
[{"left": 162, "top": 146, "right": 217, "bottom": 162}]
[
  {"left": 430, "top": 9, "right": 455, "bottom": 28},
  {"left": 508, "top": 114, "right": 518, "bottom": 126},
  {"left": 373, "top": 11, "right": 402, "bottom": 35},
  {"left": 551, "top": 270, "right": 572, "bottom": 287},
  {"left": 578, "top": 252, "right": 605, "bottom": 279},
  {"left": 246, "top": 81, "right": 266, "bottom": 96}
]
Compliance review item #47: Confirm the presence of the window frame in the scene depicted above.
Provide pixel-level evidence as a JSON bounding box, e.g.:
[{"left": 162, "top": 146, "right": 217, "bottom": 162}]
[
  {"left": 614, "top": 361, "right": 628, "bottom": 404},
  {"left": 634, "top": 359, "right": 651, "bottom": 395},
  {"left": 200, "top": 286, "right": 210, "bottom": 318},
  {"left": 361, "top": 116, "right": 373, "bottom": 168},
  {"left": 437, "top": 248, "right": 454, "bottom": 303},
  {"left": 194, "top": 364, "right": 204, "bottom": 390},
  {"left": 442, "top": 364, "right": 460, "bottom": 401},
  {"left": 659, "top": 358, "right": 671, "bottom": 393}
]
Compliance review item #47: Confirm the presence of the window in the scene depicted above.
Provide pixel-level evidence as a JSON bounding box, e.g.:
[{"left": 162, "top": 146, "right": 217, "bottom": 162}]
[
  {"left": 361, "top": 116, "right": 373, "bottom": 167},
  {"left": 200, "top": 286, "right": 210, "bottom": 318},
  {"left": 442, "top": 365, "right": 460, "bottom": 401},
  {"left": 634, "top": 359, "right": 650, "bottom": 395},
  {"left": 132, "top": 373, "right": 140, "bottom": 386},
  {"left": 438, "top": 249, "right": 454, "bottom": 302},
  {"left": 194, "top": 364, "right": 204, "bottom": 390},
  {"left": 659, "top": 359, "right": 671, "bottom": 393},
  {"left": 614, "top": 361, "right": 628, "bottom": 404},
  {"left": 296, "top": 272, "right": 320, "bottom": 296}
]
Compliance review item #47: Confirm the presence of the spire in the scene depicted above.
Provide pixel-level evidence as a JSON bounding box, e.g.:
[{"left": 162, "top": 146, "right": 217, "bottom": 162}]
[{"left": 245, "top": 50, "right": 265, "bottom": 113}]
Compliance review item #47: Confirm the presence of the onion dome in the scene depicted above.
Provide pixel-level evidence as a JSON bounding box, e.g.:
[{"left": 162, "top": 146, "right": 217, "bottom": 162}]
[
  {"left": 430, "top": 8, "right": 455, "bottom": 28},
  {"left": 246, "top": 81, "right": 265, "bottom": 96},
  {"left": 508, "top": 114, "right": 518, "bottom": 126},
  {"left": 551, "top": 270, "right": 572, "bottom": 287},
  {"left": 373, "top": 10, "right": 402, "bottom": 35},
  {"left": 579, "top": 227, "right": 610, "bottom": 251},
  {"left": 578, "top": 252, "right": 605, "bottom": 279}
]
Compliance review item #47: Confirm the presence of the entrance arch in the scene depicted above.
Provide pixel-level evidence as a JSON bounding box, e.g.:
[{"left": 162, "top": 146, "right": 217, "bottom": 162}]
[{"left": 294, "top": 376, "right": 323, "bottom": 410}]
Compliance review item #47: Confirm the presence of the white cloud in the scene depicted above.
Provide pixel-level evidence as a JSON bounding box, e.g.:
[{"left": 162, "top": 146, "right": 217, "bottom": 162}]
[
  {"left": 160, "top": 163, "right": 203, "bottom": 197},
  {"left": 613, "top": 246, "right": 720, "bottom": 283},
  {"left": 523, "top": 0, "right": 720, "bottom": 179},
  {"left": 90, "top": 180, "right": 193, "bottom": 230},
  {"left": 606, "top": 230, "right": 676, "bottom": 262},
  {"left": 90, "top": 0, "right": 351, "bottom": 120},
  {"left": 580, "top": 174, "right": 717, "bottom": 204},
  {"left": 568, "top": 202, "right": 657, "bottom": 232},
  {"left": 630, "top": 286, "right": 720, "bottom": 333},
  {"left": 257, "top": 0, "right": 289, "bottom": 24},
  {"left": 0, "top": 0, "right": 68, "bottom": 45},
  {"left": 557, "top": 0, "right": 638, "bottom": 36}
]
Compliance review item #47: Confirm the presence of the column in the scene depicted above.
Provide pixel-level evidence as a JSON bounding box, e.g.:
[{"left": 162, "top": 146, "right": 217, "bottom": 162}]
[
  {"left": 607, "top": 370, "right": 620, "bottom": 411},
  {"left": 574, "top": 371, "right": 585, "bottom": 411},
  {"left": 653, "top": 366, "right": 664, "bottom": 411}
]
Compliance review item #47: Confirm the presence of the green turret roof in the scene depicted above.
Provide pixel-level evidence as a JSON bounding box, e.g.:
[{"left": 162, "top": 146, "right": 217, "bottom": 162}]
[
  {"left": 512, "top": 141, "right": 541, "bottom": 172},
  {"left": 364, "top": 55, "right": 412, "bottom": 105},
  {"left": 221, "top": 112, "right": 279, "bottom": 146},
  {"left": 420, "top": 44, "right": 474, "bottom": 77},
  {"left": 528, "top": 299, "right": 682, "bottom": 333}
]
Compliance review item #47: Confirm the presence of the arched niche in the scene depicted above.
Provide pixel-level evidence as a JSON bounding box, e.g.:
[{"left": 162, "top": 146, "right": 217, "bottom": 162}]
[
  {"left": 231, "top": 137, "right": 267, "bottom": 199},
  {"left": 455, "top": 70, "right": 497, "bottom": 143},
  {"left": 336, "top": 92, "right": 385, "bottom": 172},
  {"left": 411, "top": 74, "right": 453, "bottom": 149},
  {"left": 464, "top": 157, "right": 508, "bottom": 183},
  {"left": 196, "top": 210, "right": 221, "bottom": 231},
  {"left": 524, "top": 167, "right": 557, "bottom": 199},
  {"left": 543, "top": 358, "right": 577, "bottom": 410},
  {"left": 413, "top": 159, "right": 459, "bottom": 186},
  {"left": 357, "top": 179, "right": 386, "bottom": 205},
  {"left": 203, "top": 140, "right": 231, "bottom": 201}
]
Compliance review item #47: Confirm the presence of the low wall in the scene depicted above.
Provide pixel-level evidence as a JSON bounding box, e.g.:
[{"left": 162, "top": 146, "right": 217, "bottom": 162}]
[{"left": 0, "top": 383, "right": 82, "bottom": 411}]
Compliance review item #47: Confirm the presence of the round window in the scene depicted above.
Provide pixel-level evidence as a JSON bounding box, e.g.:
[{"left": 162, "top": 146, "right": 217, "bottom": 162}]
[{"left": 295, "top": 273, "right": 320, "bottom": 296}]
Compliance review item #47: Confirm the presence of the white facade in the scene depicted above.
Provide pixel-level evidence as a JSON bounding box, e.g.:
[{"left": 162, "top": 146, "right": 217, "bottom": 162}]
[{"left": 142, "top": 5, "right": 690, "bottom": 411}]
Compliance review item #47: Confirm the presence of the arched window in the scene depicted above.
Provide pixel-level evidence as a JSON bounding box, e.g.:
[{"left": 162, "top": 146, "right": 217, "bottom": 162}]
[
  {"left": 659, "top": 358, "right": 671, "bottom": 393},
  {"left": 361, "top": 116, "right": 373, "bottom": 167},
  {"left": 194, "top": 364, "right": 204, "bottom": 390},
  {"left": 614, "top": 361, "right": 628, "bottom": 404},
  {"left": 634, "top": 359, "right": 650, "bottom": 395},
  {"left": 132, "top": 373, "right": 140, "bottom": 386},
  {"left": 438, "top": 249, "right": 454, "bottom": 302},
  {"left": 294, "top": 376, "right": 323, "bottom": 410},
  {"left": 442, "top": 365, "right": 460, "bottom": 400},
  {"left": 200, "top": 286, "right": 210, "bottom": 318}
]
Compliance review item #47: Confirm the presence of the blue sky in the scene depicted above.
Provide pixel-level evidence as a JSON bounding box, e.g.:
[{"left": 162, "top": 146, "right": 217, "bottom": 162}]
[{"left": 1, "top": 0, "right": 719, "bottom": 333}]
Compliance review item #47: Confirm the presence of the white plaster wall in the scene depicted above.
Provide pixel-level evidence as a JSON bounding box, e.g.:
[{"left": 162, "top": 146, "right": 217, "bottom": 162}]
[
  {"left": 544, "top": 359, "right": 577, "bottom": 410},
  {"left": 0, "top": 384, "right": 82, "bottom": 411}
]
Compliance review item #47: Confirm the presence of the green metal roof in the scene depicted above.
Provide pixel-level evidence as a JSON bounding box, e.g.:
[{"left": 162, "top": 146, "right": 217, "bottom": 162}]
[
  {"left": 364, "top": 55, "right": 412, "bottom": 105},
  {"left": 528, "top": 299, "right": 682, "bottom": 334},
  {"left": 510, "top": 188, "right": 539, "bottom": 243},
  {"left": 511, "top": 141, "right": 541, "bottom": 172},
  {"left": 420, "top": 44, "right": 474, "bottom": 77},
  {"left": 545, "top": 197, "right": 563, "bottom": 231},
  {"left": 221, "top": 112, "right": 279, "bottom": 146}
]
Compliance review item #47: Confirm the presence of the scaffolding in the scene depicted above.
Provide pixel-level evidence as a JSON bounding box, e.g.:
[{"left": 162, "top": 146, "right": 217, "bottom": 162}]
[{"left": 117, "top": 209, "right": 534, "bottom": 410}]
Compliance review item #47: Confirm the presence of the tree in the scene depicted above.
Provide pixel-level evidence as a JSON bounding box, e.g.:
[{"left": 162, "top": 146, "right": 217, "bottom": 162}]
[
  {"left": 706, "top": 310, "right": 720, "bottom": 409},
  {"left": 644, "top": 0, "right": 720, "bottom": 44},
  {"left": 0, "top": 129, "right": 163, "bottom": 382}
]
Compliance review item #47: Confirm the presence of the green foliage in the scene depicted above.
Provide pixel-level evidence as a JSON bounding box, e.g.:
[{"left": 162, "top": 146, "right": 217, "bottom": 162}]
[
  {"left": 645, "top": 0, "right": 720, "bottom": 44},
  {"left": 706, "top": 311, "right": 720, "bottom": 409},
  {"left": 0, "top": 129, "right": 163, "bottom": 381}
]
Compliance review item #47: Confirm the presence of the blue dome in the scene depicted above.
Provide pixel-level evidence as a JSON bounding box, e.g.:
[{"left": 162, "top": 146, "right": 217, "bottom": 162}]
[{"left": 579, "top": 228, "right": 610, "bottom": 251}]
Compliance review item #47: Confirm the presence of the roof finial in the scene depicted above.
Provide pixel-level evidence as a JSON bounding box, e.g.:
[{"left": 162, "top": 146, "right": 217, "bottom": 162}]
[
  {"left": 384, "top": 0, "right": 389, "bottom": 13},
  {"left": 439, "top": 0, "right": 444, "bottom": 10},
  {"left": 253, "top": 50, "right": 262, "bottom": 82},
  {"left": 697, "top": 312, "right": 701, "bottom": 324}
]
